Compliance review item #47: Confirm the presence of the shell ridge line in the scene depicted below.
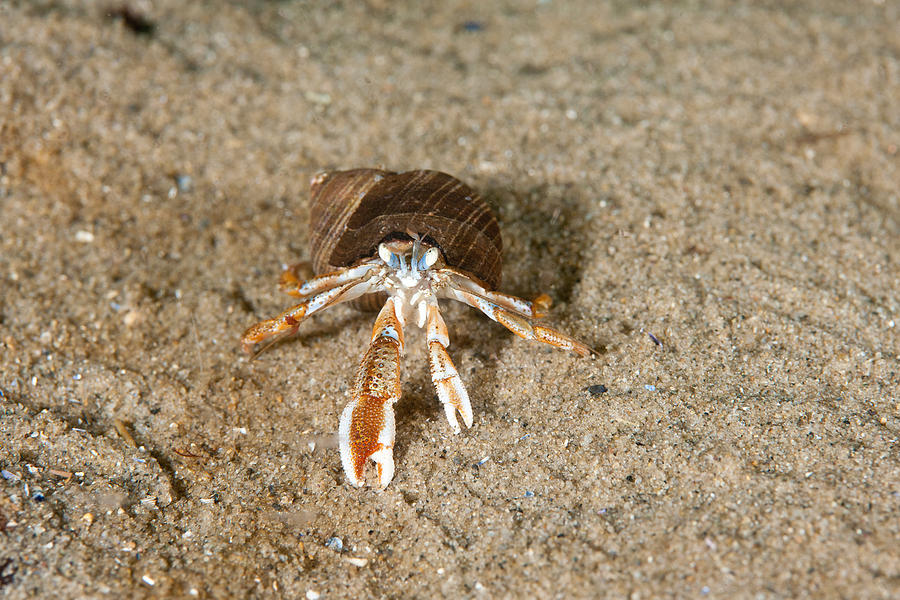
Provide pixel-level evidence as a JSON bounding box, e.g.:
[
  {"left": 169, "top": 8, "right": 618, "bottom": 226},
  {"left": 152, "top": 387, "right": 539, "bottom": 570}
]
[
  {"left": 423, "top": 177, "right": 483, "bottom": 281},
  {"left": 326, "top": 176, "right": 383, "bottom": 261},
  {"left": 452, "top": 198, "right": 492, "bottom": 280},
  {"left": 314, "top": 170, "right": 395, "bottom": 272}
]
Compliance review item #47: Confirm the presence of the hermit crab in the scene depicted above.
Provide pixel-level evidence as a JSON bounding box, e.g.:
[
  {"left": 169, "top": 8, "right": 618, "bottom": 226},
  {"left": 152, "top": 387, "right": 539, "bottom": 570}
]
[{"left": 241, "top": 169, "right": 590, "bottom": 488}]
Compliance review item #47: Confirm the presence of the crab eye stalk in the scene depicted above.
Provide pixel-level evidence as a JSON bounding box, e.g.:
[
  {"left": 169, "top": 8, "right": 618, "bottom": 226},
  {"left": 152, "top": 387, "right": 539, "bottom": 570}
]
[
  {"left": 378, "top": 243, "right": 398, "bottom": 269},
  {"left": 419, "top": 246, "right": 440, "bottom": 271}
]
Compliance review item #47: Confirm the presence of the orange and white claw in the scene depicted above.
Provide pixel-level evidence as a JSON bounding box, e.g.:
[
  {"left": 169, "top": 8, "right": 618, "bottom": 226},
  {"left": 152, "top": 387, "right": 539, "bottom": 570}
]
[
  {"left": 337, "top": 297, "right": 404, "bottom": 488},
  {"left": 240, "top": 303, "right": 307, "bottom": 353},
  {"left": 338, "top": 397, "right": 396, "bottom": 488}
]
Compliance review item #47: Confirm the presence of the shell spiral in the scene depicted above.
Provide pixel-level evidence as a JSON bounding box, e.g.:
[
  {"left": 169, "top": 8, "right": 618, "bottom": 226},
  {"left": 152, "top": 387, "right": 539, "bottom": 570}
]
[{"left": 309, "top": 169, "right": 503, "bottom": 290}]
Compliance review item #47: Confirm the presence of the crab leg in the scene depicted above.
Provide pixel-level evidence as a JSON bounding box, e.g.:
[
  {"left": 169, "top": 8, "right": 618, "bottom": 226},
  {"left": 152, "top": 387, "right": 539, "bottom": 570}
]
[
  {"left": 446, "top": 289, "right": 591, "bottom": 356},
  {"left": 445, "top": 270, "right": 552, "bottom": 317},
  {"left": 338, "top": 297, "right": 404, "bottom": 488},
  {"left": 279, "top": 262, "right": 379, "bottom": 299},
  {"left": 425, "top": 302, "right": 473, "bottom": 434},
  {"left": 241, "top": 277, "right": 379, "bottom": 352}
]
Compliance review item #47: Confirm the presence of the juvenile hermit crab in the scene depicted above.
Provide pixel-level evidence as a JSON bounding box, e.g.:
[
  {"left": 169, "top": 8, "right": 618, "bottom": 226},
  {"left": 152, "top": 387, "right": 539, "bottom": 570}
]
[{"left": 242, "top": 169, "right": 590, "bottom": 488}]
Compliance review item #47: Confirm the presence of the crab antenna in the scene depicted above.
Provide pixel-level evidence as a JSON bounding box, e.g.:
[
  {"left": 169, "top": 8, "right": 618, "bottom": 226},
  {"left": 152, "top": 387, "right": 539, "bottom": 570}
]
[{"left": 411, "top": 236, "right": 422, "bottom": 275}]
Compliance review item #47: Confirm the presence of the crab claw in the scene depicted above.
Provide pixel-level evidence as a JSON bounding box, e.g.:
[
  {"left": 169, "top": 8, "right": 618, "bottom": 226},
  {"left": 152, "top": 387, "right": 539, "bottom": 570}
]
[
  {"left": 429, "top": 341, "right": 473, "bottom": 434},
  {"left": 338, "top": 396, "right": 396, "bottom": 488},
  {"left": 337, "top": 297, "right": 403, "bottom": 489},
  {"left": 425, "top": 303, "right": 473, "bottom": 434}
]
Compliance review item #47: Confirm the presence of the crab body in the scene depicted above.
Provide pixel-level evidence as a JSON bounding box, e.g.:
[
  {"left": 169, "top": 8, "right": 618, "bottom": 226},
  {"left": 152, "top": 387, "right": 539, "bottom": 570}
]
[{"left": 242, "top": 169, "right": 589, "bottom": 488}]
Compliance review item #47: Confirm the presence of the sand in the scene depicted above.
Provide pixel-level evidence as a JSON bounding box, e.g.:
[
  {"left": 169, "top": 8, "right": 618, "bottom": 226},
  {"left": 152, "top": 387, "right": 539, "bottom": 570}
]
[{"left": 1, "top": 1, "right": 898, "bottom": 598}]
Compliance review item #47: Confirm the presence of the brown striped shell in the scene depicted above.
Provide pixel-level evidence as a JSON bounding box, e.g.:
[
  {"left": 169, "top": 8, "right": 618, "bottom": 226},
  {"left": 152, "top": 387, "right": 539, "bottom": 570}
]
[{"left": 309, "top": 169, "right": 503, "bottom": 290}]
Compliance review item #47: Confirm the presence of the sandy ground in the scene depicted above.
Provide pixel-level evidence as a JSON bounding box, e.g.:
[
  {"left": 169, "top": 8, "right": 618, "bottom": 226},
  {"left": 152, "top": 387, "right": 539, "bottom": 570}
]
[{"left": 1, "top": 1, "right": 898, "bottom": 598}]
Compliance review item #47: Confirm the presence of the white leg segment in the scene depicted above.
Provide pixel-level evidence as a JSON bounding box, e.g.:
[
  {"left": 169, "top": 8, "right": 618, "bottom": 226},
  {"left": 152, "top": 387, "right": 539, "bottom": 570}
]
[
  {"left": 444, "top": 269, "right": 547, "bottom": 317},
  {"left": 281, "top": 262, "right": 379, "bottom": 298},
  {"left": 426, "top": 303, "right": 473, "bottom": 433}
]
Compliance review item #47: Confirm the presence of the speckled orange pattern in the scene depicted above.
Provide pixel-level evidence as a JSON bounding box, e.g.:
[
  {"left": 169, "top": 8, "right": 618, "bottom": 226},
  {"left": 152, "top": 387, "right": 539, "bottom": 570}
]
[
  {"left": 346, "top": 299, "right": 403, "bottom": 481},
  {"left": 348, "top": 336, "right": 401, "bottom": 480}
]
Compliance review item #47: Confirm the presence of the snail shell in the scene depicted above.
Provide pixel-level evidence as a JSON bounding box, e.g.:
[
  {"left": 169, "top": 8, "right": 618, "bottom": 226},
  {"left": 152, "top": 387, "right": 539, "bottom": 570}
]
[{"left": 309, "top": 169, "right": 503, "bottom": 292}]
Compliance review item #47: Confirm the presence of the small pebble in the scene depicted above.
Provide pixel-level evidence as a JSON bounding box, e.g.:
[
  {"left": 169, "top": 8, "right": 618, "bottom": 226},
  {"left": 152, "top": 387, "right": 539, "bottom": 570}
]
[
  {"left": 175, "top": 174, "right": 193, "bottom": 193},
  {"left": 644, "top": 384, "right": 656, "bottom": 391},
  {"left": 586, "top": 384, "right": 608, "bottom": 396},
  {"left": 32, "top": 491, "right": 45, "bottom": 502},
  {"left": 325, "top": 536, "right": 343, "bottom": 552},
  {"left": 524, "top": 490, "right": 534, "bottom": 498},
  {"left": 1, "top": 469, "right": 17, "bottom": 481},
  {"left": 305, "top": 91, "right": 332, "bottom": 105},
  {"left": 344, "top": 557, "right": 368, "bottom": 567}
]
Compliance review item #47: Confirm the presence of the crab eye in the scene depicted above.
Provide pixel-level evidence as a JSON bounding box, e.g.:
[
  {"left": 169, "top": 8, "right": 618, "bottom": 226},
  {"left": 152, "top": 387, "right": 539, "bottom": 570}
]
[
  {"left": 419, "top": 247, "right": 440, "bottom": 270},
  {"left": 378, "top": 243, "right": 399, "bottom": 268}
]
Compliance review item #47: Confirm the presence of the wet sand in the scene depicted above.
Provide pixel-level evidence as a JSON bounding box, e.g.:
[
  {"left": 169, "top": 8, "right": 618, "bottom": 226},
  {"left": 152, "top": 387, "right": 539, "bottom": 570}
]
[{"left": 1, "top": 1, "right": 898, "bottom": 598}]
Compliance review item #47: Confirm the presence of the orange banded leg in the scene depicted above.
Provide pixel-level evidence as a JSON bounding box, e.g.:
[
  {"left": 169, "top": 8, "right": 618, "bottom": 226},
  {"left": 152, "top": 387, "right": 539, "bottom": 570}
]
[
  {"left": 278, "top": 261, "right": 314, "bottom": 295},
  {"left": 448, "top": 289, "right": 591, "bottom": 356},
  {"left": 338, "top": 298, "right": 404, "bottom": 488},
  {"left": 425, "top": 303, "right": 473, "bottom": 434},
  {"left": 280, "top": 262, "right": 378, "bottom": 298},
  {"left": 241, "top": 278, "right": 377, "bottom": 353},
  {"left": 496, "top": 311, "right": 591, "bottom": 356}
]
